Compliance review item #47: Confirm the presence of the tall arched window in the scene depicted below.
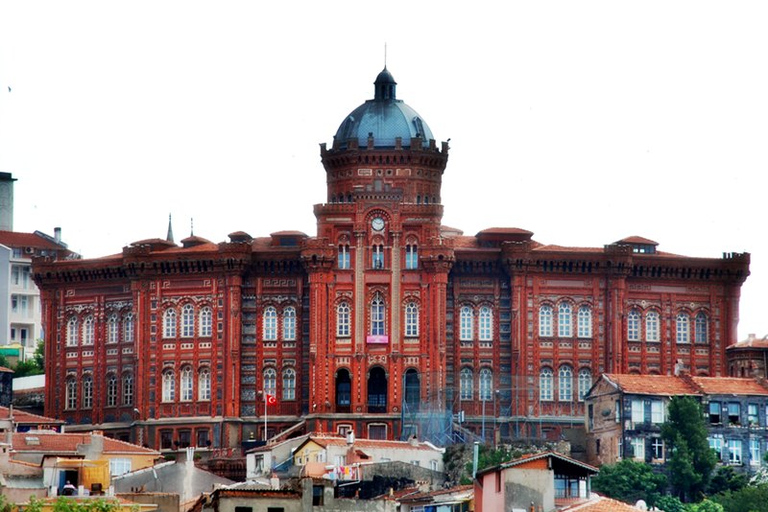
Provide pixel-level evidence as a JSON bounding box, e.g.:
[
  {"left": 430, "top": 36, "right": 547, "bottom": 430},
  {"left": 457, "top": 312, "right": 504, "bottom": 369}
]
[
  {"left": 122, "top": 373, "right": 134, "bottom": 405},
  {"left": 106, "top": 374, "right": 118, "bottom": 407},
  {"left": 67, "top": 317, "right": 79, "bottom": 346},
  {"left": 337, "top": 302, "right": 350, "bottom": 337},
  {"left": 578, "top": 368, "right": 592, "bottom": 401},
  {"left": 338, "top": 244, "right": 351, "bottom": 269},
  {"left": 577, "top": 305, "right": 592, "bottom": 338},
  {"left": 558, "top": 303, "right": 572, "bottom": 338},
  {"left": 479, "top": 306, "right": 493, "bottom": 341},
  {"left": 540, "top": 368, "right": 553, "bottom": 401},
  {"left": 180, "top": 366, "right": 193, "bottom": 401},
  {"left": 405, "top": 244, "right": 418, "bottom": 269},
  {"left": 66, "top": 378, "right": 77, "bottom": 410},
  {"left": 460, "top": 368, "right": 473, "bottom": 400},
  {"left": 559, "top": 365, "right": 573, "bottom": 401},
  {"left": 263, "top": 306, "right": 277, "bottom": 341},
  {"left": 107, "top": 314, "right": 119, "bottom": 344},
  {"left": 283, "top": 306, "right": 296, "bottom": 341},
  {"left": 539, "top": 305, "right": 553, "bottom": 337},
  {"left": 405, "top": 302, "right": 419, "bottom": 337},
  {"left": 459, "top": 306, "right": 473, "bottom": 341},
  {"left": 627, "top": 309, "right": 641, "bottom": 341},
  {"left": 82, "top": 375, "right": 93, "bottom": 409},
  {"left": 181, "top": 304, "right": 194, "bottom": 337},
  {"left": 82, "top": 315, "right": 94, "bottom": 345},
  {"left": 372, "top": 244, "right": 384, "bottom": 269},
  {"left": 198, "top": 368, "right": 211, "bottom": 401},
  {"left": 695, "top": 312, "right": 708, "bottom": 344},
  {"left": 676, "top": 313, "right": 690, "bottom": 344},
  {"left": 199, "top": 307, "right": 212, "bottom": 337},
  {"left": 123, "top": 313, "right": 134, "bottom": 343},
  {"left": 646, "top": 311, "right": 660, "bottom": 342},
  {"left": 479, "top": 368, "right": 493, "bottom": 401},
  {"left": 283, "top": 368, "right": 296, "bottom": 400},
  {"left": 162, "top": 369, "right": 175, "bottom": 402},
  {"left": 263, "top": 368, "right": 277, "bottom": 397},
  {"left": 371, "top": 294, "right": 385, "bottom": 336},
  {"left": 163, "top": 309, "right": 177, "bottom": 338}
]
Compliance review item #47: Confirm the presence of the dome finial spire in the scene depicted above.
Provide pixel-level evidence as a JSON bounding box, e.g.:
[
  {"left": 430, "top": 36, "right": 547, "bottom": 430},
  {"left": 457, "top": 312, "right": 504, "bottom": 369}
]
[
  {"left": 384, "top": 42, "right": 387, "bottom": 69},
  {"left": 374, "top": 66, "right": 396, "bottom": 101}
]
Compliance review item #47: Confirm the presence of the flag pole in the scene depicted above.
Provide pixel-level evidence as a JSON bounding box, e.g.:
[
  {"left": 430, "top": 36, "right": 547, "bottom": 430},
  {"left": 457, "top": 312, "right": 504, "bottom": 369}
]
[{"left": 264, "top": 393, "right": 268, "bottom": 442}]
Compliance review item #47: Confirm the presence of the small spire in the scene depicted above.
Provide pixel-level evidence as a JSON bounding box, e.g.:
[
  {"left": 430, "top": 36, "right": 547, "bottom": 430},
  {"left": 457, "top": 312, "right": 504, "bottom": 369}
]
[
  {"left": 166, "top": 214, "right": 174, "bottom": 243},
  {"left": 190, "top": 217, "right": 194, "bottom": 237}
]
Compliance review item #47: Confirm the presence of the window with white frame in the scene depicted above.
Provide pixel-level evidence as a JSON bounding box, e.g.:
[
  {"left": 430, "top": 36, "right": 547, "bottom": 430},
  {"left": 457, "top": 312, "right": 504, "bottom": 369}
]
[
  {"left": 107, "top": 314, "right": 119, "bottom": 344},
  {"left": 82, "top": 375, "right": 93, "bottom": 409},
  {"left": 709, "top": 436, "right": 724, "bottom": 461},
  {"left": 479, "top": 306, "right": 492, "bottom": 341},
  {"left": 283, "top": 368, "right": 296, "bottom": 400},
  {"left": 66, "top": 378, "right": 77, "bottom": 410},
  {"left": 539, "top": 305, "right": 553, "bottom": 337},
  {"left": 107, "top": 374, "right": 117, "bottom": 407},
  {"left": 627, "top": 309, "right": 640, "bottom": 341},
  {"left": 67, "top": 317, "right": 78, "bottom": 346},
  {"left": 645, "top": 311, "right": 660, "bottom": 342},
  {"left": 676, "top": 313, "right": 690, "bottom": 344},
  {"left": 405, "top": 244, "right": 418, "bottom": 270},
  {"left": 338, "top": 244, "right": 350, "bottom": 269},
  {"left": 540, "top": 368, "right": 553, "bottom": 401},
  {"left": 123, "top": 313, "right": 134, "bottom": 343},
  {"left": 652, "top": 438, "right": 665, "bottom": 461},
  {"left": 122, "top": 373, "right": 134, "bottom": 405},
  {"left": 459, "top": 306, "right": 473, "bottom": 341},
  {"left": 371, "top": 294, "right": 385, "bottom": 336},
  {"left": 558, "top": 303, "right": 573, "bottom": 337},
  {"left": 163, "top": 309, "right": 177, "bottom": 338},
  {"left": 577, "top": 305, "right": 592, "bottom": 338},
  {"left": 336, "top": 302, "right": 350, "bottom": 337},
  {"left": 283, "top": 306, "right": 296, "bottom": 341},
  {"left": 110, "top": 458, "right": 132, "bottom": 477},
  {"left": 181, "top": 304, "right": 194, "bottom": 337},
  {"left": 559, "top": 365, "right": 573, "bottom": 401},
  {"left": 263, "top": 368, "right": 277, "bottom": 397},
  {"left": 82, "top": 315, "right": 94, "bottom": 345},
  {"left": 728, "top": 439, "right": 743, "bottom": 465},
  {"left": 749, "top": 403, "right": 759, "bottom": 425},
  {"left": 631, "top": 399, "right": 644, "bottom": 423},
  {"left": 405, "top": 302, "right": 419, "bottom": 337},
  {"left": 651, "top": 400, "right": 665, "bottom": 424},
  {"left": 631, "top": 438, "right": 645, "bottom": 460},
  {"left": 751, "top": 439, "right": 761, "bottom": 465},
  {"left": 198, "top": 368, "right": 211, "bottom": 401},
  {"left": 162, "top": 369, "right": 175, "bottom": 402},
  {"left": 695, "top": 312, "right": 708, "bottom": 344},
  {"left": 180, "top": 366, "right": 193, "bottom": 401},
  {"left": 479, "top": 368, "right": 493, "bottom": 401},
  {"left": 460, "top": 368, "right": 473, "bottom": 400},
  {"left": 199, "top": 307, "right": 212, "bottom": 337},
  {"left": 263, "top": 306, "right": 277, "bottom": 341},
  {"left": 577, "top": 368, "right": 592, "bottom": 401}
]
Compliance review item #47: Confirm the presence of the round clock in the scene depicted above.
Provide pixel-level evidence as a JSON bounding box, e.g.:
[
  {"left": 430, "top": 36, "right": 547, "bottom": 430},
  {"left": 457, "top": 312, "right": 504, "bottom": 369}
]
[{"left": 371, "top": 217, "right": 385, "bottom": 231}]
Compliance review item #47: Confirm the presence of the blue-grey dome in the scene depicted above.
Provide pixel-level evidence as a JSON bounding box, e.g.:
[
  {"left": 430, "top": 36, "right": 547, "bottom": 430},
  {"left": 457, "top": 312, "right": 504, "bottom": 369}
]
[{"left": 333, "top": 68, "right": 434, "bottom": 149}]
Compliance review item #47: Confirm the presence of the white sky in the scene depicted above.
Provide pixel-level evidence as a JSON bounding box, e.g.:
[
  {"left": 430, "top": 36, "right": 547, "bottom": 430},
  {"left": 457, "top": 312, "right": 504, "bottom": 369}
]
[{"left": 0, "top": 1, "right": 765, "bottom": 340}]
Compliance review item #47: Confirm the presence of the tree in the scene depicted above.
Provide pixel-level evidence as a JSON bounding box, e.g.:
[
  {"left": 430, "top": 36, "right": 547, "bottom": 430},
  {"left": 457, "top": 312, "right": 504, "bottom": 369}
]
[
  {"left": 591, "top": 459, "right": 667, "bottom": 506},
  {"left": 655, "top": 495, "right": 686, "bottom": 512},
  {"left": 711, "top": 483, "right": 768, "bottom": 512},
  {"left": 661, "top": 396, "right": 717, "bottom": 502},
  {"left": 685, "top": 499, "right": 724, "bottom": 512},
  {"left": 707, "top": 465, "right": 747, "bottom": 495}
]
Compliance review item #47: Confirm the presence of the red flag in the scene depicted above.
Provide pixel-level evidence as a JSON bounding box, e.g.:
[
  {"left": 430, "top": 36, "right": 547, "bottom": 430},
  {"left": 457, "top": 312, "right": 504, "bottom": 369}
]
[{"left": 266, "top": 394, "right": 277, "bottom": 406}]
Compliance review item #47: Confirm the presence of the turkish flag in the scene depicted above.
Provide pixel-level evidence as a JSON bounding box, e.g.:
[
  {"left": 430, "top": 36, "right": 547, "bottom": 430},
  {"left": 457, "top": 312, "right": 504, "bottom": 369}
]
[{"left": 266, "top": 394, "right": 277, "bottom": 406}]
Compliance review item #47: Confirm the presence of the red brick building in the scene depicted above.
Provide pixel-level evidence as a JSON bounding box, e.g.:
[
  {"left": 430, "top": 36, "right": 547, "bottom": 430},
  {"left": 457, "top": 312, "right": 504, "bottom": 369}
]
[{"left": 32, "top": 68, "right": 750, "bottom": 451}]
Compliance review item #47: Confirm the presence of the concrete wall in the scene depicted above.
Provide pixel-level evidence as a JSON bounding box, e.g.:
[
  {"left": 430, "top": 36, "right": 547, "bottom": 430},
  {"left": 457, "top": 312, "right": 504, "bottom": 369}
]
[
  {"left": 506, "top": 468, "right": 555, "bottom": 512},
  {"left": 117, "top": 493, "right": 178, "bottom": 512}
]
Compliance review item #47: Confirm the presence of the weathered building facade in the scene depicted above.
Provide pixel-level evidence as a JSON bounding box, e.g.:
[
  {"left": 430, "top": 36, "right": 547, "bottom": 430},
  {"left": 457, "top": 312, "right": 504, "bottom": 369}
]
[{"left": 32, "top": 69, "right": 750, "bottom": 451}]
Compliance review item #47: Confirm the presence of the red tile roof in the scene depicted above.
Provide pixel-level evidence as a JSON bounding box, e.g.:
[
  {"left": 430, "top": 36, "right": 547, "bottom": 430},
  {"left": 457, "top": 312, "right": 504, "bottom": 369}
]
[
  {"left": 691, "top": 377, "right": 768, "bottom": 396},
  {"left": 603, "top": 374, "right": 701, "bottom": 396},
  {"left": 10, "top": 432, "right": 159, "bottom": 455},
  {"left": 0, "top": 406, "right": 64, "bottom": 425},
  {"left": 303, "top": 435, "right": 440, "bottom": 452},
  {"left": 560, "top": 495, "right": 647, "bottom": 511},
  {"left": 0, "top": 231, "right": 62, "bottom": 250},
  {"left": 728, "top": 334, "right": 768, "bottom": 349},
  {"left": 616, "top": 236, "right": 658, "bottom": 246}
]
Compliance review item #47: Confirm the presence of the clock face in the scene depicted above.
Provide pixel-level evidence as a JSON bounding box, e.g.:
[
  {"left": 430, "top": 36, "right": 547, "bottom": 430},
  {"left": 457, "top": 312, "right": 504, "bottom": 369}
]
[{"left": 371, "top": 217, "right": 385, "bottom": 231}]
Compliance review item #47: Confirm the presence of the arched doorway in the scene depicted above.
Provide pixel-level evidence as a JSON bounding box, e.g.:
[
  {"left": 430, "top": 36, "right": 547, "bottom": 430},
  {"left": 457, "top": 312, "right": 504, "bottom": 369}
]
[
  {"left": 404, "top": 369, "right": 420, "bottom": 412},
  {"left": 367, "top": 367, "right": 387, "bottom": 413},
  {"left": 335, "top": 369, "right": 351, "bottom": 413}
]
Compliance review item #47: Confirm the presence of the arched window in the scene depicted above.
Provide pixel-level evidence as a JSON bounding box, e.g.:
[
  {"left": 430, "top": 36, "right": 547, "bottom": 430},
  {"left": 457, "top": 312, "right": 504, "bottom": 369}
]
[
  {"left": 107, "top": 314, "right": 119, "bottom": 344},
  {"left": 676, "top": 313, "right": 690, "bottom": 344},
  {"left": 627, "top": 309, "right": 641, "bottom": 341},
  {"left": 479, "top": 368, "right": 493, "bottom": 401},
  {"left": 460, "top": 368, "right": 473, "bottom": 400},
  {"left": 558, "top": 303, "right": 573, "bottom": 338},
  {"left": 67, "top": 317, "right": 79, "bottom": 346},
  {"left": 578, "top": 368, "right": 592, "bottom": 401},
  {"left": 181, "top": 304, "right": 194, "bottom": 337},
  {"left": 199, "top": 307, "right": 212, "bottom": 337},
  {"left": 82, "top": 315, "right": 94, "bottom": 345},
  {"left": 123, "top": 373, "right": 133, "bottom": 405},
  {"left": 646, "top": 311, "right": 660, "bottom": 342},
  {"left": 180, "top": 366, "right": 193, "bottom": 401},
  {"left": 371, "top": 294, "right": 385, "bottom": 336},
  {"left": 106, "top": 374, "right": 118, "bottom": 407},
  {"left": 162, "top": 369, "right": 175, "bottom": 402},
  {"left": 372, "top": 244, "right": 384, "bottom": 269},
  {"left": 338, "top": 244, "right": 351, "bottom": 269},
  {"left": 577, "top": 305, "right": 592, "bottom": 338},
  {"left": 163, "top": 309, "right": 177, "bottom": 338},
  {"left": 283, "top": 368, "right": 296, "bottom": 400},
  {"left": 539, "top": 305, "right": 553, "bottom": 337},
  {"left": 66, "top": 378, "right": 77, "bottom": 410},
  {"left": 198, "top": 368, "right": 211, "bottom": 401},
  {"left": 695, "top": 312, "right": 708, "bottom": 344},
  {"left": 405, "top": 302, "right": 419, "bottom": 338},
  {"left": 123, "top": 313, "right": 134, "bottom": 343},
  {"left": 82, "top": 375, "right": 93, "bottom": 409},
  {"left": 263, "top": 306, "right": 277, "bottom": 341},
  {"left": 122, "top": 373, "right": 134, "bottom": 405},
  {"left": 479, "top": 306, "right": 493, "bottom": 341},
  {"left": 336, "top": 302, "right": 350, "bottom": 337},
  {"left": 405, "top": 244, "right": 418, "bottom": 270},
  {"left": 459, "top": 306, "right": 473, "bottom": 341},
  {"left": 559, "top": 365, "right": 573, "bottom": 401},
  {"left": 264, "top": 368, "right": 277, "bottom": 397},
  {"left": 283, "top": 306, "right": 296, "bottom": 341},
  {"left": 540, "top": 368, "right": 553, "bottom": 401}
]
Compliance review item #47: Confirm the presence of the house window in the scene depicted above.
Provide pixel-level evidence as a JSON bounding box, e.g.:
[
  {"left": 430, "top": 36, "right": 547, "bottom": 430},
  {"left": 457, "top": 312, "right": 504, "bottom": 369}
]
[
  {"left": 107, "top": 314, "right": 119, "bottom": 344},
  {"left": 631, "top": 438, "right": 645, "bottom": 461},
  {"left": 578, "top": 368, "right": 592, "bottom": 401},
  {"left": 540, "top": 368, "right": 553, "bottom": 401},
  {"left": 709, "top": 402, "right": 721, "bottom": 424},
  {"left": 163, "top": 309, "right": 177, "bottom": 338},
  {"left": 122, "top": 373, "right": 134, "bottom": 405},
  {"left": 368, "top": 424, "right": 387, "bottom": 440},
  {"left": 338, "top": 244, "right": 350, "bottom": 269},
  {"left": 181, "top": 304, "right": 194, "bottom": 337},
  {"left": 82, "top": 315, "right": 94, "bottom": 345},
  {"left": 282, "top": 368, "right": 296, "bottom": 400},
  {"left": 479, "top": 306, "right": 493, "bottom": 341},
  {"left": 676, "top": 313, "right": 690, "bottom": 344},
  {"left": 180, "top": 366, "right": 193, "bottom": 401},
  {"left": 615, "top": 400, "right": 621, "bottom": 423},
  {"left": 371, "top": 294, "right": 385, "bottom": 336},
  {"left": 748, "top": 404, "right": 759, "bottom": 425},
  {"left": 263, "top": 307, "right": 277, "bottom": 341},
  {"left": 577, "top": 305, "right": 592, "bottom": 338},
  {"left": 631, "top": 399, "right": 644, "bottom": 423},
  {"left": 695, "top": 312, "right": 708, "bottom": 343},
  {"left": 283, "top": 306, "right": 296, "bottom": 341},
  {"left": 197, "top": 429, "right": 210, "bottom": 448},
  {"left": 651, "top": 438, "right": 665, "bottom": 461},
  {"left": 460, "top": 368, "right": 473, "bottom": 400},
  {"left": 67, "top": 317, "right": 78, "bottom": 346},
  {"left": 110, "top": 459, "right": 132, "bottom": 477},
  {"left": 558, "top": 365, "right": 573, "bottom": 402},
  {"left": 123, "top": 313, "right": 134, "bottom": 343},
  {"left": 82, "top": 375, "right": 93, "bottom": 409},
  {"left": 198, "top": 368, "right": 211, "bottom": 401},
  {"left": 405, "top": 244, "right": 418, "bottom": 269},
  {"left": 459, "top": 306, "right": 473, "bottom": 341},
  {"left": 645, "top": 311, "right": 660, "bottom": 342},
  {"left": 199, "top": 307, "right": 212, "bottom": 337},
  {"left": 107, "top": 375, "right": 118, "bottom": 407},
  {"left": 405, "top": 302, "right": 419, "bottom": 337},
  {"left": 66, "top": 378, "right": 77, "bottom": 410},
  {"left": 651, "top": 400, "right": 665, "bottom": 424},
  {"left": 160, "top": 430, "right": 173, "bottom": 449},
  {"left": 263, "top": 368, "right": 277, "bottom": 397},
  {"left": 479, "top": 369, "right": 493, "bottom": 401},
  {"left": 336, "top": 302, "right": 350, "bottom": 337},
  {"left": 372, "top": 244, "right": 384, "bottom": 269},
  {"left": 539, "top": 305, "right": 553, "bottom": 337},
  {"left": 627, "top": 309, "right": 640, "bottom": 341},
  {"left": 728, "top": 403, "right": 741, "bottom": 425},
  {"left": 750, "top": 439, "right": 761, "bottom": 466},
  {"left": 162, "top": 369, "right": 175, "bottom": 402},
  {"left": 709, "top": 436, "right": 724, "bottom": 461},
  {"left": 728, "top": 439, "right": 743, "bottom": 465},
  {"left": 558, "top": 303, "right": 572, "bottom": 337}
]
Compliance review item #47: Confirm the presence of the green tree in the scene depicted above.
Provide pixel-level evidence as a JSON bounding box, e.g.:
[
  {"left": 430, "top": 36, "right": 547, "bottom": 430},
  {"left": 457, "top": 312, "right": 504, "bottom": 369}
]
[
  {"left": 591, "top": 459, "right": 667, "bottom": 506},
  {"left": 685, "top": 499, "right": 724, "bottom": 512},
  {"left": 33, "top": 338, "right": 45, "bottom": 369},
  {"left": 711, "top": 483, "right": 768, "bottom": 512},
  {"left": 655, "top": 495, "right": 686, "bottom": 512},
  {"left": 661, "top": 396, "right": 717, "bottom": 502},
  {"left": 708, "top": 465, "right": 747, "bottom": 495}
]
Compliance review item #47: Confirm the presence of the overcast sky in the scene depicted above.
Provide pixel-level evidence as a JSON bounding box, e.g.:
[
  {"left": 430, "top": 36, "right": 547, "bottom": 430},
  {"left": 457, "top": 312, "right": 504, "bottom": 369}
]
[{"left": 0, "top": 1, "right": 765, "bottom": 340}]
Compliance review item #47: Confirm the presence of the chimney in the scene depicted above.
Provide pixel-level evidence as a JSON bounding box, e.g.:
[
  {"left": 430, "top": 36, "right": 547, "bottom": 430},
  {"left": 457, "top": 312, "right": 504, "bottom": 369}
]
[
  {"left": 54, "top": 227, "right": 62, "bottom": 244},
  {"left": 0, "top": 172, "right": 16, "bottom": 231}
]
